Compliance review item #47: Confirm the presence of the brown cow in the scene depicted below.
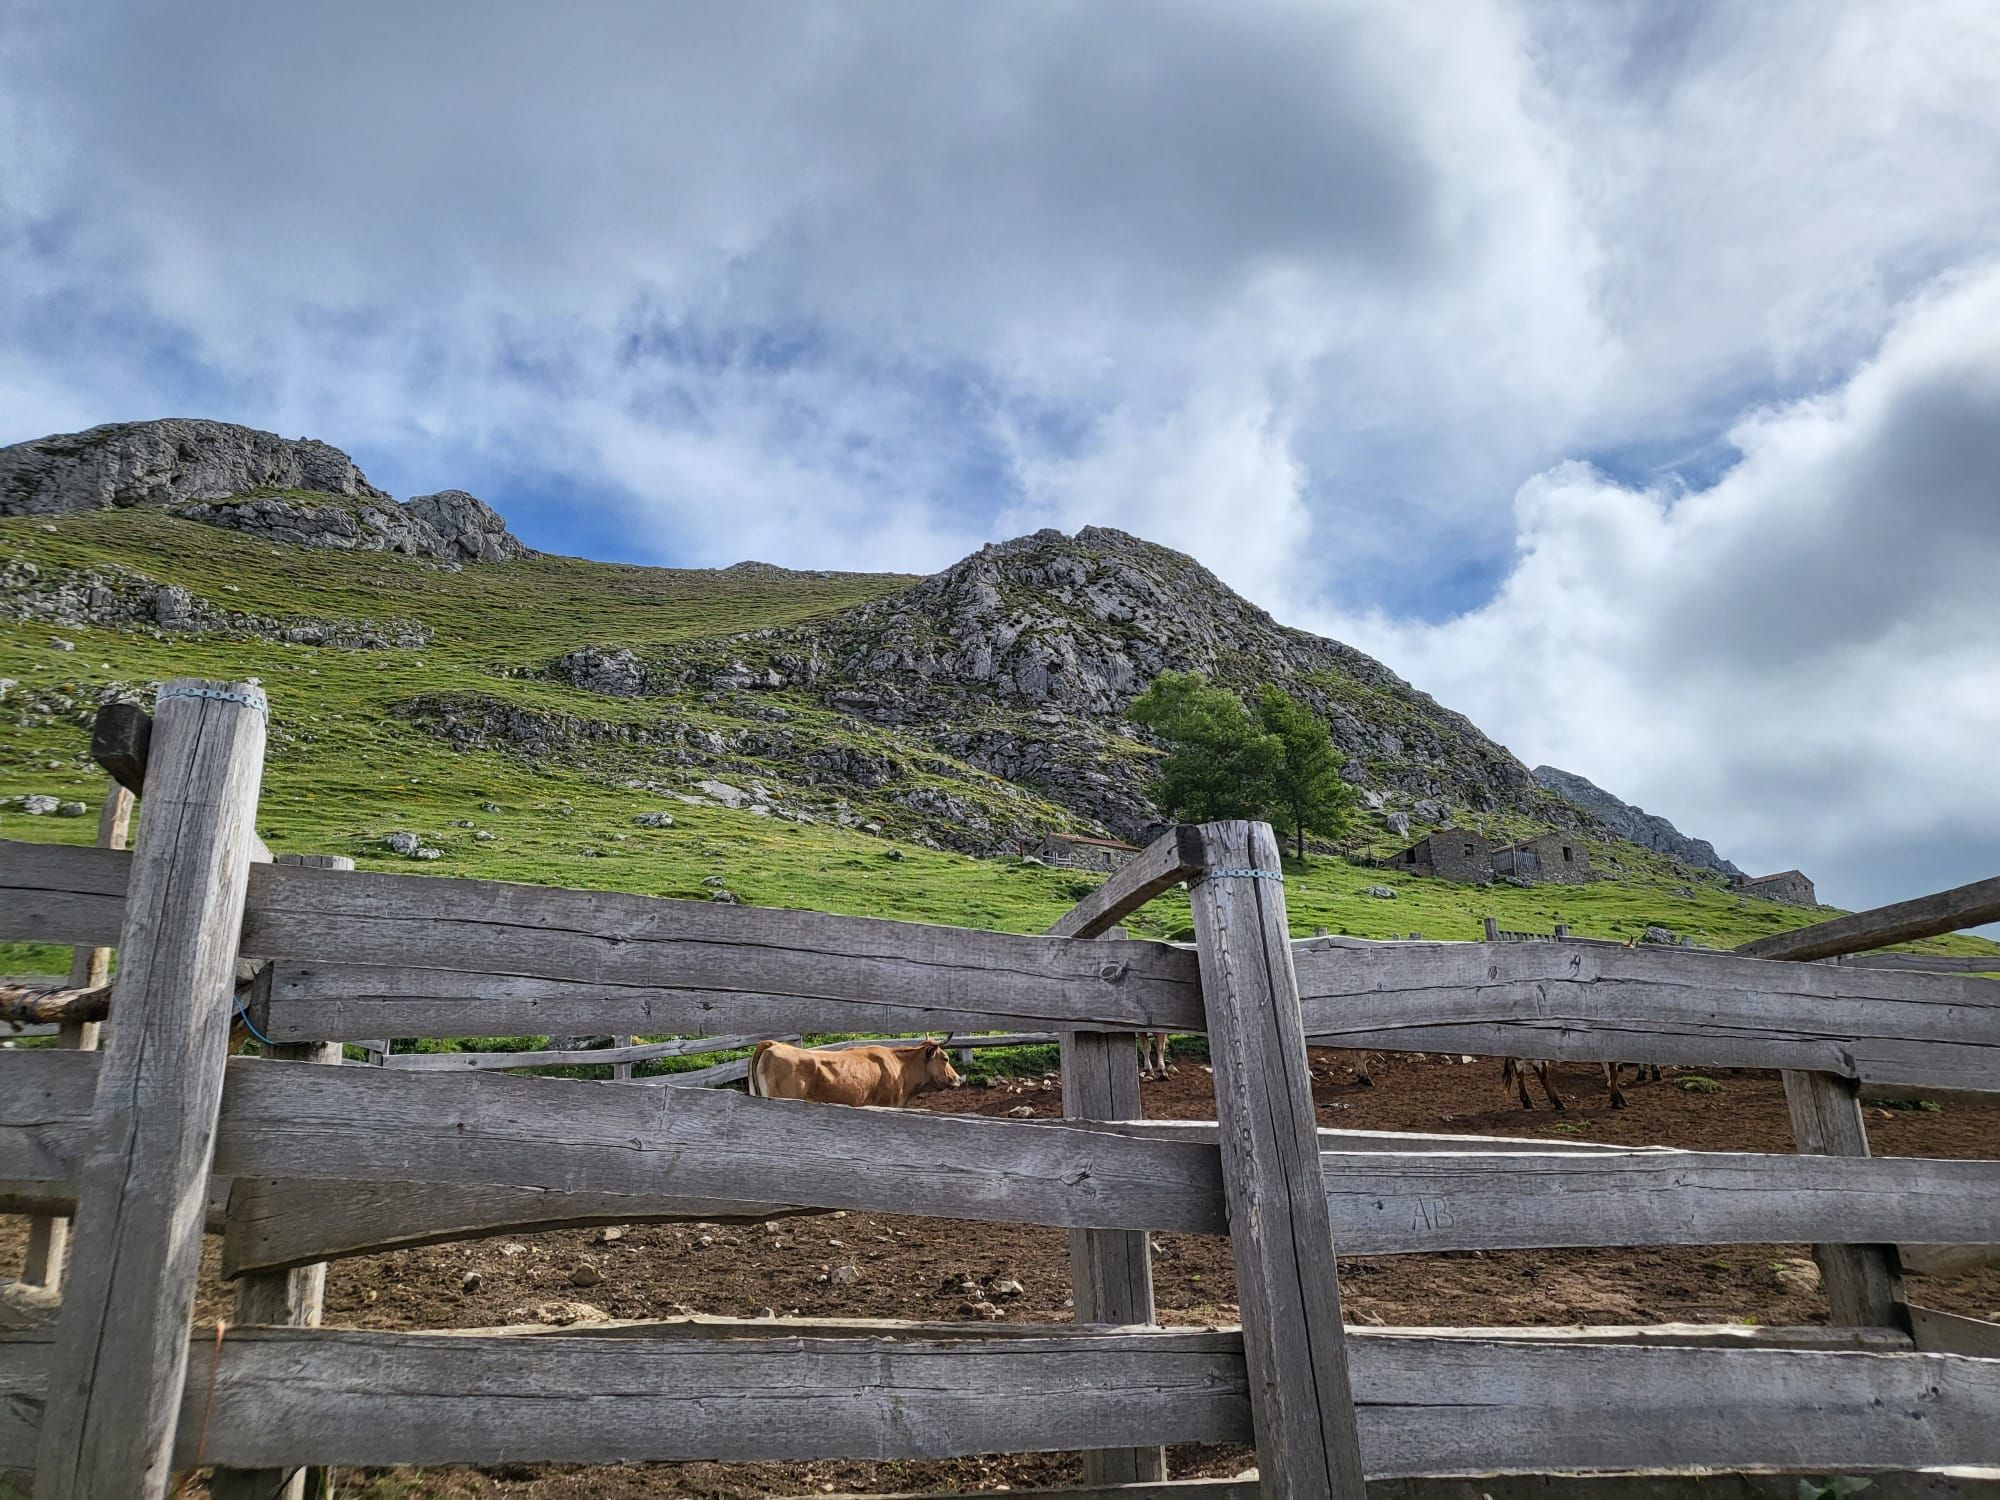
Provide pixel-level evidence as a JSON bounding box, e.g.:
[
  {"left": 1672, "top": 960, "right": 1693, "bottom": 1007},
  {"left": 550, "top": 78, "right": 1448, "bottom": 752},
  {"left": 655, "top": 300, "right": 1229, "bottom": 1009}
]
[{"left": 747, "top": 1038, "right": 962, "bottom": 1106}]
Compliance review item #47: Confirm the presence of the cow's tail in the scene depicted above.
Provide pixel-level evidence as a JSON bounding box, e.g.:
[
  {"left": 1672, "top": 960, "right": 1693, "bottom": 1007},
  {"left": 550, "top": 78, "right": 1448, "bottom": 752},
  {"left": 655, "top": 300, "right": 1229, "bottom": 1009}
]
[{"left": 747, "top": 1040, "right": 776, "bottom": 1097}]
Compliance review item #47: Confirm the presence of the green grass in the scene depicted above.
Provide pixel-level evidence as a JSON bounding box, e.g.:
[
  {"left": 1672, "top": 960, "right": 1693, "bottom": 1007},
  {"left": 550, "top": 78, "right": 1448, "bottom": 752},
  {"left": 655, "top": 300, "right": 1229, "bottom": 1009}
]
[{"left": 7, "top": 508, "right": 1997, "bottom": 1015}]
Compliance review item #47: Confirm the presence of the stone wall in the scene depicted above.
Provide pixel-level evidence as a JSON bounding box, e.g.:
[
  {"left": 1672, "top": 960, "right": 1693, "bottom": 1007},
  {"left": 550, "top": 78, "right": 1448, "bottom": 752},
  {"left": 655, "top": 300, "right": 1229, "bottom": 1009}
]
[
  {"left": 1493, "top": 832, "right": 1594, "bottom": 885},
  {"left": 1735, "top": 869, "right": 1817, "bottom": 906}
]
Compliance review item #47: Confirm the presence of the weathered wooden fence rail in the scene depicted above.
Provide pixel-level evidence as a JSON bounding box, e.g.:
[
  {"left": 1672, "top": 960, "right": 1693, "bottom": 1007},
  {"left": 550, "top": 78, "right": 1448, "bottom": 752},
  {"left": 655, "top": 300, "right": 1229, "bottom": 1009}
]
[{"left": 3, "top": 691, "right": 1999, "bottom": 1497}]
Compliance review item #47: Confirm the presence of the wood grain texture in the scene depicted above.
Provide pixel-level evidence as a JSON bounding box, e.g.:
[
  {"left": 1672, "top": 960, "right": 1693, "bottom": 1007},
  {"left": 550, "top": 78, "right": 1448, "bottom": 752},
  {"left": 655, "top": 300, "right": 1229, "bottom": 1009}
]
[
  {"left": 253, "top": 953, "right": 1199, "bottom": 1044},
  {"left": 242, "top": 863, "right": 1204, "bottom": 1032},
  {"left": 33, "top": 678, "right": 268, "bottom": 1500},
  {"left": 0, "top": 841, "right": 129, "bottom": 947},
  {"left": 1047, "top": 826, "right": 1205, "bottom": 939},
  {"left": 21, "top": 784, "right": 131, "bottom": 1290},
  {"left": 1294, "top": 938, "right": 2000, "bottom": 1091},
  {"left": 1187, "top": 821, "right": 1366, "bottom": 1500},
  {"left": 1907, "top": 1304, "right": 2000, "bottom": 1358},
  {"left": 222, "top": 1177, "right": 823, "bottom": 1276},
  {"left": 1737, "top": 876, "right": 2000, "bottom": 962},
  {"left": 212, "top": 853, "right": 349, "bottom": 1500},
  {"left": 1059, "top": 919, "right": 1166, "bottom": 1487},
  {"left": 1838, "top": 952, "right": 2000, "bottom": 973},
  {"left": 1783, "top": 1069, "right": 1906, "bottom": 1328},
  {"left": 4, "top": 1326, "right": 1996, "bottom": 1475},
  {"left": 88, "top": 702, "right": 152, "bottom": 797},
  {"left": 207, "top": 1058, "right": 1230, "bottom": 1234}
]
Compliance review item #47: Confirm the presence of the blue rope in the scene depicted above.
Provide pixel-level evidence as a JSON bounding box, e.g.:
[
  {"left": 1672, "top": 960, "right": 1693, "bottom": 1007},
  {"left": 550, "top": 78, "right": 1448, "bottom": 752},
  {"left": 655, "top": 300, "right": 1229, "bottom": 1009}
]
[{"left": 232, "top": 993, "right": 275, "bottom": 1048}]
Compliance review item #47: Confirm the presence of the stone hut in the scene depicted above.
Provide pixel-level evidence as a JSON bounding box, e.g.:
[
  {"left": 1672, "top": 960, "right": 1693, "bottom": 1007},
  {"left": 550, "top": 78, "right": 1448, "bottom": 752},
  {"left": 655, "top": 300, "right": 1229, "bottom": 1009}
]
[
  {"left": 1734, "top": 869, "right": 1817, "bottom": 907},
  {"left": 1391, "top": 827, "right": 1495, "bottom": 884},
  {"left": 1491, "top": 833, "right": 1593, "bottom": 885},
  {"left": 1030, "top": 832, "right": 1140, "bottom": 872}
]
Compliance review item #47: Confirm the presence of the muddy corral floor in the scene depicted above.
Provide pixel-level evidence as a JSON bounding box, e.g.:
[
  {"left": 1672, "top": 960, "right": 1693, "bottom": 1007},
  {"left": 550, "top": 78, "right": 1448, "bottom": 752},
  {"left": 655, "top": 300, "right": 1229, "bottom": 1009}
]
[{"left": 8, "top": 1054, "right": 1997, "bottom": 1497}]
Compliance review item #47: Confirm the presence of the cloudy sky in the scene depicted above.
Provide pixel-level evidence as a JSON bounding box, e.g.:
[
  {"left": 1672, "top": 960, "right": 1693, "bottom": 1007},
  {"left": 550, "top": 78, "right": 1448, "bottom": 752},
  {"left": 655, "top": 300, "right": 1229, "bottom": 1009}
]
[{"left": 4, "top": 0, "right": 1997, "bottom": 915}]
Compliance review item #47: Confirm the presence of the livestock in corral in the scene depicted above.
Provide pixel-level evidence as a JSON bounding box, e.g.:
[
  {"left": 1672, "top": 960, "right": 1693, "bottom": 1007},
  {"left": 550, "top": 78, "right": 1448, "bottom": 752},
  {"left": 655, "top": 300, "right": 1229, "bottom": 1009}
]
[
  {"left": 748, "top": 1038, "right": 963, "bottom": 1106},
  {"left": 1138, "top": 1031, "right": 1171, "bottom": 1079},
  {"left": 1501, "top": 1056, "right": 1566, "bottom": 1111}
]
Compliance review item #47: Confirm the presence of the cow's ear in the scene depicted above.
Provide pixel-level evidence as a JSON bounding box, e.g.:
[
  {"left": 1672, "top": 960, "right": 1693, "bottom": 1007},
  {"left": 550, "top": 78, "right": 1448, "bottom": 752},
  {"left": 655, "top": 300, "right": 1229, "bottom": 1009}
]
[{"left": 921, "top": 1040, "right": 940, "bottom": 1054}]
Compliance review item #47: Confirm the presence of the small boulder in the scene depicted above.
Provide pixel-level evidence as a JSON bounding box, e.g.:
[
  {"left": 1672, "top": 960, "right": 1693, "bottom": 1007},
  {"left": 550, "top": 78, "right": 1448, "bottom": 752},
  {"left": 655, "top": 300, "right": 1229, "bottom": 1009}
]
[
  {"left": 988, "top": 1278, "right": 1025, "bottom": 1299},
  {"left": 49, "top": 637, "right": 74, "bottom": 652},
  {"left": 473, "top": 830, "right": 496, "bottom": 842},
  {"left": 829, "top": 1263, "right": 863, "bottom": 1286},
  {"left": 55, "top": 800, "right": 86, "bottom": 817},
  {"left": 632, "top": 811, "right": 676, "bottom": 828},
  {"left": 383, "top": 831, "right": 422, "bottom": 856},
  {"left": 957, "top": 1299, "right": 1003, "bottom": 1321},
  {"left": 710, "top": 889, "right": 741, "bottom": 904},
  {"left": 1384, "top": 811, "right": 1411, "bottom": 837},
  {"left": 569, "top": 1264, "right": 604, "bottom": 1288},
  {"left": 1366, "top": 885, "right": 1397, "bottom": 900},
  {"left": 18, "top": 795, "right": 59, "bottom": 816}
]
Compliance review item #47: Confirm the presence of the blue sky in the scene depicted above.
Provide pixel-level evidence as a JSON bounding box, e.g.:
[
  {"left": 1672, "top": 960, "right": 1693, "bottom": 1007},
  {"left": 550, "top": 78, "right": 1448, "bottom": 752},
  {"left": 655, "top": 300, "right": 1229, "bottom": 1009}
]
[{"left": 4, "top": 0, "right": 1999, "bottom": 916}]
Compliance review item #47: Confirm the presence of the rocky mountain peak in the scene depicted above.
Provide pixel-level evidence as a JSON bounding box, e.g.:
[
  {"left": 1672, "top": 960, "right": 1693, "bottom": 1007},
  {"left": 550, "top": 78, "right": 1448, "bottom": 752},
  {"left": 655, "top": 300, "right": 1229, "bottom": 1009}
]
[
  {"left": 0, "top": 418, "right": 390, "bottom": 516},
  {"left": 0, "top": 419, "right": 528, "bottom": 563},
  {"left": 1532, "top": 765, "right": 1741, "bottom": 877}
]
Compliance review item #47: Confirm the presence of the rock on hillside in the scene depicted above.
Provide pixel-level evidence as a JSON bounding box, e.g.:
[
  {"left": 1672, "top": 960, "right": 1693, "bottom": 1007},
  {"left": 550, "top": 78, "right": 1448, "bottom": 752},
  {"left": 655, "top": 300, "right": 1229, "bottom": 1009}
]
[
  {"left": 1533, "top": 765, "right": 1741, "bottom": 877},
  {"left": 0, "top": 418, "right": 388, "bottom": 515},
  {"left": 548, "top": 526, "right": 1556, "bottom": 839},
  {"left": 0, "top": 420, "right": 528, "bottom": 563}
]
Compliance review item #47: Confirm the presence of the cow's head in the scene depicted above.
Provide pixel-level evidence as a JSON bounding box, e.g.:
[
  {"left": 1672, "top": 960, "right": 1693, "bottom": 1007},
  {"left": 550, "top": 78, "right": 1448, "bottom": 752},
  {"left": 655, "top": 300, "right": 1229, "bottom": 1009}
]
[{"left": 917, "top": 1039, "right": 964, "bottom": 1091}]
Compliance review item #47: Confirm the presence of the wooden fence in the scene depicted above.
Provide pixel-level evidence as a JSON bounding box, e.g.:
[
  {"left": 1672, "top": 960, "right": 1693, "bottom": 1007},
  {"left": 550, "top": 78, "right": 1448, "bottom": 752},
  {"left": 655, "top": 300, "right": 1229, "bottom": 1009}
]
[{"left": 3, "top": 682, "right": 1999, "bottom": 1499}]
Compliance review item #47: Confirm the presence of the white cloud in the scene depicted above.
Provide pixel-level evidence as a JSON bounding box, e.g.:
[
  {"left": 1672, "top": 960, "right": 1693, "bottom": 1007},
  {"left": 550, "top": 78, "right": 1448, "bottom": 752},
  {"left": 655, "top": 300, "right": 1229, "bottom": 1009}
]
[
  {"left": 1340, "top": 266, "right": 2000, "bottom": 911},
  {"left": 5, "top": 0, "right": 2000, "bottom": 911}
]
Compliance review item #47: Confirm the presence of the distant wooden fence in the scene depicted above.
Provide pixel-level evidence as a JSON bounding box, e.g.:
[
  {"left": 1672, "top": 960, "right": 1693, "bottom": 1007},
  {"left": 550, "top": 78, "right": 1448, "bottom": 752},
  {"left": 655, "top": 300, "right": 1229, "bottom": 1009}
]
[{"left": 3, "top": 683, "right": 1999, "bottom": 1499}]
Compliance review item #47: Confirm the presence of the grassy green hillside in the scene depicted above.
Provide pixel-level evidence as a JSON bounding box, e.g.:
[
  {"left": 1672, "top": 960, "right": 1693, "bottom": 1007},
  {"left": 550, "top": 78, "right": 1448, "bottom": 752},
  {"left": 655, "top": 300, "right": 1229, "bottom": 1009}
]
[{"left": 6, "top": 507, "right": 1995, "bottom": 995}]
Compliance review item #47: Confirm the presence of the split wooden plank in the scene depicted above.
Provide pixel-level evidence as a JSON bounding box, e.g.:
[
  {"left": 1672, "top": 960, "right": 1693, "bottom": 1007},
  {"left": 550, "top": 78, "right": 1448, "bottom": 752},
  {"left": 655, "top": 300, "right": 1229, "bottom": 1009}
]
[
  {"left": 0, "top": 841, "right": 130, "bottom": 948},
  {"left": 33, "top": 678, "right": 268, "bottom": 1500},
  {"left": 212, "top": 853, "right": 350, "bottom": 1500},
  {"left": 8, "top": 1049, "right": 1991, "bottom": 1269},
  {"left": 1059, "top": 921, "right": 1165, "bottom": 1488},
  {"left": 1047, "top": 826, "right": 1205, "bottom": 940},
  {"left": 4, "top": 842, "right": 1205, "bottom": 1035},
  {"left": 21, "top": 784, "right": 132, "bottom": 1290},
  {"left": 1838, "top": 952, "right": 2000, "bottom": 973},
  {"left": 1187, "top": 820, "right": 1365, "bottom": 1500},
  {"left": 1293, "top": 938, "right": 2000, "bottom": 1092},
  {"left": 1738, "top": 875, "right": 2000, "bottom": 962},
  {"left": 1908, "top": 1303, "right": 2000, "bottom": 1359},
  {"left": 4, "top": 1327, "right": 1998, "bottom": 1475},
  {"left": 222, "top": 1177, "right": 824, "bottom": 1276},
  {"left": 207, "top": 1057, "right": 1229, "bottom": 1234}
]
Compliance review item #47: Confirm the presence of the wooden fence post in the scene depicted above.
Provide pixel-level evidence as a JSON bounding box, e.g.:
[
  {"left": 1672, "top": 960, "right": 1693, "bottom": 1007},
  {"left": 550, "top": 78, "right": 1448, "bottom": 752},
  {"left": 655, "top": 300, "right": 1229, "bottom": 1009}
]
[
  {"left": 1187, "top": 821, "right": 1367, "bottom": 1499},
  {"left": 211, "top": 853, "right": 350, "bottom": 1500},
  {"left": 21, "top": 782, "right": 134, "bottom": 1288},
  {"left": 1482, "top": 916, "right": 1500, "bottom": 941},
  {"left": 33, "top": 678, "right": 269, "bottom": 1500},
  {"left": 611, "top": 1035, "right": 636, "bottom": 1081},
  {"left": 1783, "top": 1071, "right": 1906, "bottom": 1327},
  {"left": 1058, "top": 924, "right": 1166, "bottom": 1486}
]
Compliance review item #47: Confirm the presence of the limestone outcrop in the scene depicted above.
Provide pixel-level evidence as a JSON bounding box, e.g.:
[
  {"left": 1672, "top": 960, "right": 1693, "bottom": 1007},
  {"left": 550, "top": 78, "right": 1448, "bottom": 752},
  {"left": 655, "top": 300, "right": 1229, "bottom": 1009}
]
[{"left": 1, "top": 420, "right": 528, "bottom": 562}]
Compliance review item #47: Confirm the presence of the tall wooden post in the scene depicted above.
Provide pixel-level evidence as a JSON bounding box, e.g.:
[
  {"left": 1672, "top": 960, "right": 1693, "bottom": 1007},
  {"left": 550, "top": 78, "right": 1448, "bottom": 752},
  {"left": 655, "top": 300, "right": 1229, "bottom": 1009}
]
[
  {"left": 33, "top": 679, "right": 269, "bottom": 1500},
  {"left": 1058, "top": 926, "right": 1166, "bottom": 1486},
  {"left": 1187, "top": 821, "right": 1367, "bottom": 1499},
  {"left": 211, "top": 853, "right": 349, "bottom": 1500},
  {"left": 21, "top": 782, "right": 134, "bottom": 1287}
]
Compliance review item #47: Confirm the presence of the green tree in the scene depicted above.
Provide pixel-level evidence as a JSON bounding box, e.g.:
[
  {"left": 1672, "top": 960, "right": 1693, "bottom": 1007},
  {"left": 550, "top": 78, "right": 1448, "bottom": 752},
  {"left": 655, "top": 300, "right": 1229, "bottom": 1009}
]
[
  {"left": 1256, "top": 684, "right": 1357, "bottom": 861},
  {"left": 1127, "top": 671, "right": 1281, "bottom": 822}
]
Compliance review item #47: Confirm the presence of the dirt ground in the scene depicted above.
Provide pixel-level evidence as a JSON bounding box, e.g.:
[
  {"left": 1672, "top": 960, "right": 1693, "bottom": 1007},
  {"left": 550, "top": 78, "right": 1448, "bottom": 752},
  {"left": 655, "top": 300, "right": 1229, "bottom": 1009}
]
[{"left": 8, "top": 1053, "right": 1997, "bottom": 1498}]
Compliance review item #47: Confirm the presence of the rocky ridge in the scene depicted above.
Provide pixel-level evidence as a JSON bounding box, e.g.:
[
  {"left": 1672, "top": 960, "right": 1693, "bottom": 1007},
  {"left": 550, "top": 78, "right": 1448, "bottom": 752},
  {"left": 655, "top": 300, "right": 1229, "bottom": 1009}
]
[
  {"left": 0, "top": 420, "right": 527, "bottom": 563},
  {"left": 1, "top": 557, "right": 431, "bottom": 649},
  {"left": 542, "top": 527, "right": 1562, "bottom": 841},
  {"left": 1531, "top": 765, "right": 1742, "bottom": 878}
]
